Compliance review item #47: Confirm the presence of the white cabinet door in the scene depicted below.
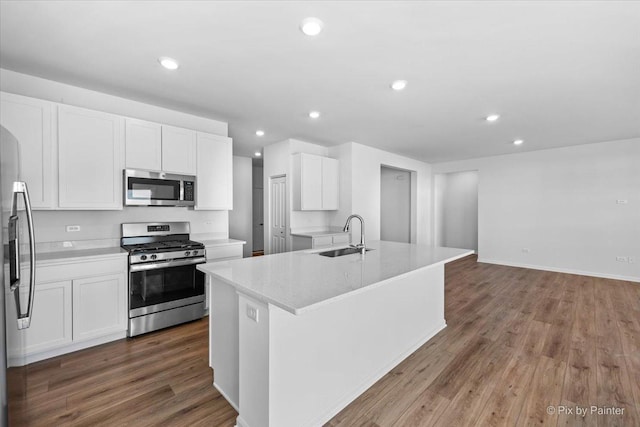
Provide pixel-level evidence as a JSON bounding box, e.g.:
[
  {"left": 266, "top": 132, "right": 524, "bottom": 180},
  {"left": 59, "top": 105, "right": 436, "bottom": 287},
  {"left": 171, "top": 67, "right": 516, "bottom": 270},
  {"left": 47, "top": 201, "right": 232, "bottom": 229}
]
[
  {"left": 322, "top": 157, "right": 339, "bottom": 210},
  {"left": 5, "top": 281, "right": 73, "bottom": 359},
  {"left": 0, "top": 92, "right": 55, "bottom": 209},
  {"left": 293, "top": 153, "right": 338, "bottom": 211},
  {"left": 72, "top": 273, "right": 127, "bottom": 342},
  {"left": 125, "top": 118, "right": 162, "bottom": 170},
  {"left": 161, "top": 125, "right": 196, "bottom": 175},
  {"left": 300, "top": 153, "right": 323, "bottom": 210},
  {"left": 58, "top": 105, "right": 123, "bottom": 209},
  {"left": 195, "top": 132, "right": 233, "bottom": 210}
]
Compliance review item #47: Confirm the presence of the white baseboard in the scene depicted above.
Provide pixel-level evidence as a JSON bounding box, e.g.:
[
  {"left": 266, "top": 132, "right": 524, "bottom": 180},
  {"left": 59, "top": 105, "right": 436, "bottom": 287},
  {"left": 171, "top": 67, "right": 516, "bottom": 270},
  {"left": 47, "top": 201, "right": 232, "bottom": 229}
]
[
  {"left": 214, "top": 381, "right": 239, "bottom": 412},
  {"left": 307, "top": 321, "right": 447, "bottom": 427},
  {"left": 8, "top": 330, "right": 127, "bottom": 367},
  {"left": 477, "top": 258, "right": 640, "bottom": 283},
  {"left": 235, "top": 415, "right": 250, "bottom": 427}
]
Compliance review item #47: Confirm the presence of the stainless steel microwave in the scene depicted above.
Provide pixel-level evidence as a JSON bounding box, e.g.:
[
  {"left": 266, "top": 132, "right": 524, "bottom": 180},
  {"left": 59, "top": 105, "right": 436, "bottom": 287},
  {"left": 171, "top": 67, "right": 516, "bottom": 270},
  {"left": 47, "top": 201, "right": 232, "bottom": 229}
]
[{"left": 124, "top": 169, "right": 195, "bottom": 207}]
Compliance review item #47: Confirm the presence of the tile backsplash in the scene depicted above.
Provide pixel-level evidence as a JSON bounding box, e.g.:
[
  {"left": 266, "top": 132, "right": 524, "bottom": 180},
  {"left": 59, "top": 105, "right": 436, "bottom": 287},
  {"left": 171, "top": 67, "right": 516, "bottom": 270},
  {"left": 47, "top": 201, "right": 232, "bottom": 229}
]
[{"left": 32, "top": 208, "right": 228, "bottom": 243}]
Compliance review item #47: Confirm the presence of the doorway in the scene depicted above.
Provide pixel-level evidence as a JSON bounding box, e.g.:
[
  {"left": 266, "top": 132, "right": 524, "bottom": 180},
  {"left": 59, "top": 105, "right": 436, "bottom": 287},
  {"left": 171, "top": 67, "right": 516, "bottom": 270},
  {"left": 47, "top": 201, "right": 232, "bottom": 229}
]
[
  {"left": 434, "top": 170, "right": 479, "bottom": 251},
  {"left": 252, "top": 159, "right": 264, "bottom": 256},
  {"left": 380, "top": 166, "right": 412, "bottom": 243},
  {"left": 269, "top": 175, "right": 287, "bottom": 254}
]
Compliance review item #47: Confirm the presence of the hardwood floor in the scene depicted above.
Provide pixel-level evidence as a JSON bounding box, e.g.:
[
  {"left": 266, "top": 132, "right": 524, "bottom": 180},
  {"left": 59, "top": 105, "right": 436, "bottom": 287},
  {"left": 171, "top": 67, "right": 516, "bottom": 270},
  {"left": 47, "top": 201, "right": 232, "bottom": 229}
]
[{"left": 10, "top": 255, "right": 640, "bottom": 426}]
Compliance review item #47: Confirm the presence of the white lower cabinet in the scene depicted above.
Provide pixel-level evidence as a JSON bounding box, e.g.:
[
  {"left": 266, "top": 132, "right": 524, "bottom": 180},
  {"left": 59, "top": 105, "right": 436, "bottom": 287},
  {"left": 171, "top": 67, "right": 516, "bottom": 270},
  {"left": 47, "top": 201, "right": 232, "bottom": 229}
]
[
  {"left": 5, "top": 255, "right": 128, "bottom": 366},
  {"left": 5, "top": 281, "right": 73, "bottom": 358},
  {"left": 204, "top": 243, "right": 243, "bottom": 311},
  {"left": 72, "top": 273, "right": 127, "bottom": 342},
  {"left": 291, "top": 233, "right": 351, "bottom": 250}
]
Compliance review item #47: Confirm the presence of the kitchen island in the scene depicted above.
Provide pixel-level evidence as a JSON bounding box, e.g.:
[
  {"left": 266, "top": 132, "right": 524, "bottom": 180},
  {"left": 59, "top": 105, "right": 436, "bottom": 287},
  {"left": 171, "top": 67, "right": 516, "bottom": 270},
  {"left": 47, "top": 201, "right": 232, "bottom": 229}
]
[{"left": 198, "top": 241, "right": 473, "bottom": 427}]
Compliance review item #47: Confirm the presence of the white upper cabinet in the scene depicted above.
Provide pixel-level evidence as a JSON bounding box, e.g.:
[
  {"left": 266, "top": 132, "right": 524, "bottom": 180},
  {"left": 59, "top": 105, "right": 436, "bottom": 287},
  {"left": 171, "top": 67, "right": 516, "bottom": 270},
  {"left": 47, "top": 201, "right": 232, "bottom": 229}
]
[
  {"left": 292, "top": 153, "right": 339, "bottom": 211},
  {"left": 0, "top": 92, "right": 55, "bottom": 209},
  {"left": 58, "top": 105, "right": 124, "bottom": 209},
  {"left": 196, "top": 132, "right": 233, "bottom": 210},
  {"left": 161, "top": 125, "right": 196, "bottom": 175},
  {"left": 125, "top": 118, "right": 162, "bottom": 170},
  {"left": 2, "top": 92, "right": 233, "bottom": 211},
  {"left": 321, "top": 156, "right": 339, "bottom": 210}
]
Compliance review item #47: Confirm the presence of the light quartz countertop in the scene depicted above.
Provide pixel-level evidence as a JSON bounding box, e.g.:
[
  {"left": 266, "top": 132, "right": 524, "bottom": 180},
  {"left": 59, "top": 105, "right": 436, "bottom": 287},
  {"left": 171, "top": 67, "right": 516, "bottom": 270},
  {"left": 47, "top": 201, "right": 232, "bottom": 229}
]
[
  {"left": 199, "top": 238, "right": 246, "bottom": 247},
  {"left": 24, "top": 237, "right": 244, "bottom": 265},
  {"left": 198, "top": 241, "right": 474, "bottom": 315},
  {"left": 290, "top": 230, "right": 350, "bottom": 238},
  {"left": 33, "top": 247, "right": 128, "bottom": 265}
]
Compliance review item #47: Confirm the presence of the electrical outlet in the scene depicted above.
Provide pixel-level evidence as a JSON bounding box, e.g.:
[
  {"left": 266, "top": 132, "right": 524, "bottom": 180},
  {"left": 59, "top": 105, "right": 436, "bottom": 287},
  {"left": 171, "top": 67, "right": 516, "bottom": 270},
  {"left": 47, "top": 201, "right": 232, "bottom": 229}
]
[
  {"left": 246, "top": 304, "right": 259, "bottom": 323},
  {"left": 66, "top": 225, "right": 81, "bottom": 232},
  {"left": 522, "top": 248, "right": 530, "bottom": 253},
  {"left": 628, "top": 257, "right": 636, "bottom": 264},
  {"left": 616, "top": 256, "right": 628, "bottom": 262},
  {"left": 616, "top": 199, "right": 628, "bottom": 204}
]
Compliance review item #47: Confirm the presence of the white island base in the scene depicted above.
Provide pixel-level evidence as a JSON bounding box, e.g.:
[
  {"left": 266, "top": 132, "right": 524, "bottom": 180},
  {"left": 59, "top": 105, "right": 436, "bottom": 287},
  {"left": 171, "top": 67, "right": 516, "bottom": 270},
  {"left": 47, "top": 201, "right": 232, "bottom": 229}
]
[{"left": 200, "top": 243, "right": 473, "bottom": 427}]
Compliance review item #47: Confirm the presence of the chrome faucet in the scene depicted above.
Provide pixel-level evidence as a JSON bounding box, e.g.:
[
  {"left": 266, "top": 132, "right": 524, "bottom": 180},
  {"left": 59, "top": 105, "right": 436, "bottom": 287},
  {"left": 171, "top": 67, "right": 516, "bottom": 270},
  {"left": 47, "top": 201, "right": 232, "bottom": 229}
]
[{"left": 343, "top": 214, "right": 366, "bottom": 254}]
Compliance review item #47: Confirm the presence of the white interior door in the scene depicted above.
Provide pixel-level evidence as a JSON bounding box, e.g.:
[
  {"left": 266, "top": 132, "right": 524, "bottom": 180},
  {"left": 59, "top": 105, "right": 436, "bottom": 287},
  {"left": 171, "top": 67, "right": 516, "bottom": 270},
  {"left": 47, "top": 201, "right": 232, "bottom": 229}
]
[{"left": 270, "top": 176, "right": 286, "bottom": 254}]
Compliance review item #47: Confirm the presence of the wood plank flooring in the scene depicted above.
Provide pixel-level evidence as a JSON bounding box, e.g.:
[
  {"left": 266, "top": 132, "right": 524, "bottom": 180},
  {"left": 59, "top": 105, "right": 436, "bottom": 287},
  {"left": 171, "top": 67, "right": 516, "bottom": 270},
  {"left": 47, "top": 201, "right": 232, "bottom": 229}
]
[{"left": 9, "top": 255, "right": 639, "bottom": 426}]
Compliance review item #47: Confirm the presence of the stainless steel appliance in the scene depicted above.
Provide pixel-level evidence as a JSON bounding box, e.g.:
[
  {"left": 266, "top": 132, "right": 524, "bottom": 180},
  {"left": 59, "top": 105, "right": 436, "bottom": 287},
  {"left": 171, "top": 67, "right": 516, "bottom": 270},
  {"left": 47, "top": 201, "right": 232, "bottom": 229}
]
[
  {"left": 121, "top": 222, "right": 205, "bottom": 336},
  {"left": 124, "top": 169, "right": 195, "bottom": 207},
  {"left": 1, "top": 126, "right": 37, "bottom": 425}
]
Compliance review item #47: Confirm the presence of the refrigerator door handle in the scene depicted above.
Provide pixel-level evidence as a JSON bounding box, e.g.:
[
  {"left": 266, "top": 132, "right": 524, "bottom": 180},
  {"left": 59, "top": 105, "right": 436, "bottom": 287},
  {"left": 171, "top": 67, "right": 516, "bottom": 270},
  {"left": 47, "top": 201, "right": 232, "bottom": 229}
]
[
  {"left": 11, "top": 181, "right": 36, "bottom": 330},
  {"left": 8, "top": 214, "right": 20, "bottom": 291}
]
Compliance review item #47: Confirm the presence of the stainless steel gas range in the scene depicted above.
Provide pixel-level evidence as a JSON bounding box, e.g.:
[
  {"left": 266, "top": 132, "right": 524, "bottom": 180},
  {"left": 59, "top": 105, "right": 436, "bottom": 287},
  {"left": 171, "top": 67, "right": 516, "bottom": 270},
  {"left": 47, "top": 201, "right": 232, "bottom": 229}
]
[{"left": 121, "top": 222, "right": 206, "bottom": 336}]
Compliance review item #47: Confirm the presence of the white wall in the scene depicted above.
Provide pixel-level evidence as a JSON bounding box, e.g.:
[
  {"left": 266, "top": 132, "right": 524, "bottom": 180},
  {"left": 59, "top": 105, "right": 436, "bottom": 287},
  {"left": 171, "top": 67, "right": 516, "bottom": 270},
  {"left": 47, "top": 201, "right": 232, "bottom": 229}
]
[
  {"left": 0, "top": 69, "right": 231, "bottom": 244},
  {"left": 432, "top": 138, "right": 640, "bottom": 281},
  {"left": 263, "top": 139, "right": 333, "bottom": 253},
  {"left": 380, "top": 167, "right": 411, "bottom": 243},
  {"left": 331, "top": 142, "right": 432, "bottom": 245},
  {"left": 434, "top": 171, "right": 478, "bottom": 251},
  {"left": 229, "top": 156, "right": 252, "bottom": 258}
]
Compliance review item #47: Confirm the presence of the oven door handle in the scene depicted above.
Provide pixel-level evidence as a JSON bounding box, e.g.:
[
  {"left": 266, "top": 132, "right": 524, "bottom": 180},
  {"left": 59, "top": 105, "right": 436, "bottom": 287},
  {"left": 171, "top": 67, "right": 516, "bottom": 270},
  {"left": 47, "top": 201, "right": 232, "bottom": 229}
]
[{"left": 129, "top": 257, "right": 206, "bottom": 272}]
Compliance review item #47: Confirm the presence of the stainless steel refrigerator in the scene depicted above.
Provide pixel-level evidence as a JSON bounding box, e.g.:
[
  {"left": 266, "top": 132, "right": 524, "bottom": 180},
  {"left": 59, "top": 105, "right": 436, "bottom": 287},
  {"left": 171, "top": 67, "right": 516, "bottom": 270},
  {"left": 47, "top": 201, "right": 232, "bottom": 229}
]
[{"left": 1, "top": 125, "right": 36, "bottom": 426}]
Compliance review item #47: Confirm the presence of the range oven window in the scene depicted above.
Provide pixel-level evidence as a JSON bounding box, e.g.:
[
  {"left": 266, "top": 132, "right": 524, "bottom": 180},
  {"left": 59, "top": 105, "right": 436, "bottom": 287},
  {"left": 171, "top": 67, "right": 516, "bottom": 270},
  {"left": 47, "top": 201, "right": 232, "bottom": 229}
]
[
  {"left": 127, "top": 177, "right": 180, "bottom": 201},
  {"left": 129, "top": 264, "right": 205, "bottom": 310}
]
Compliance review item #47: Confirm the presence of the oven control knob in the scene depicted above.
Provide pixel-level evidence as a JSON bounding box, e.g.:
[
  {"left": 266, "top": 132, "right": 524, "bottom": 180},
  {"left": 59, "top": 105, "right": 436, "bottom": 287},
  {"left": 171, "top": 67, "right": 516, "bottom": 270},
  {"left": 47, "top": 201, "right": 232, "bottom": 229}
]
[
  {"left": 150, "top": 254, "right": 157, "bottom": 260},
  {"left": 192, "top": 250, "right": 198, "bottom": 256},
  {"left": 185, "top": 251, "right": 191, "bottom": 256},
  {"left": 141, "top": 255, "right": 147, "bottom": 261}
]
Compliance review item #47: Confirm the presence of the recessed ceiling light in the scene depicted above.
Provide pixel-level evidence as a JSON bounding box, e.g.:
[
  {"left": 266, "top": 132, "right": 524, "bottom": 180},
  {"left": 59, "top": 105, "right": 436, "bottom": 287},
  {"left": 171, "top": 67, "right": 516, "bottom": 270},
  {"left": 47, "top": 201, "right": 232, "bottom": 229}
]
[
  {"left": 256, "top": 130, "right": 265, "bottom": 137},
  {"left": 158, "top": 57, "right": 179, "bottom": 70},
  {"left": 255, "top": 152, "right": 262, "bottom": 157},
  {"left": 513, "top": 139, "right": 524, "bottom": 145},
  {"left": 309, "top": 111, "right": 321, "bottom": 119},
  {"left": 300, "top": 17, "right": 324, "bottom": 36},
  {"left": 391, "top": 80, "right": 407, "bottom": 91},
  {"left": 486, "top": 114, "right": 500, "bottom": 122}
]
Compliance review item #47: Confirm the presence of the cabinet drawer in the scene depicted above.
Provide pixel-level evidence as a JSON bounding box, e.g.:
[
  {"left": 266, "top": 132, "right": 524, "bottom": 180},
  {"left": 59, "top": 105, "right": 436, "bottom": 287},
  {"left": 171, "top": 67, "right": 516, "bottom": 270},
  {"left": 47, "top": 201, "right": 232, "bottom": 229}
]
[
  {"left": 332, "top": 234, "right": 350, "bottom": 245},
  {"left": 36, "top": 257, "right": 127, "bottom": 284},
  {"left": 312, "top": 236, "right": 333, "bottom": 247},
  {"left": 206, "top": 245, "right": 243, "bottom": 261}
]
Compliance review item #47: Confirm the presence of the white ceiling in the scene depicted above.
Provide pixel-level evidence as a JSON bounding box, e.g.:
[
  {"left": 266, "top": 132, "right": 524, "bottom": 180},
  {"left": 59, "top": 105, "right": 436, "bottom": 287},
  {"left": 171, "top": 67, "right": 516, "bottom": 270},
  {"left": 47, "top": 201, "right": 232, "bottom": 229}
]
[{"left": 1, "top": 1, "right": 639, "bottom": 163}]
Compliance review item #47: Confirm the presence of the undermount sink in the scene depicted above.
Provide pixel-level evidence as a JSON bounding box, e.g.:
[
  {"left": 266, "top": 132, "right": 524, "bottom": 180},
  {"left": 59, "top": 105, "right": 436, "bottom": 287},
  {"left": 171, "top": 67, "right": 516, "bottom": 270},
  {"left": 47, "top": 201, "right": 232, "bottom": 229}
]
[{"left": 318, "top": 247, "right": 373, "bottom": 257}]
